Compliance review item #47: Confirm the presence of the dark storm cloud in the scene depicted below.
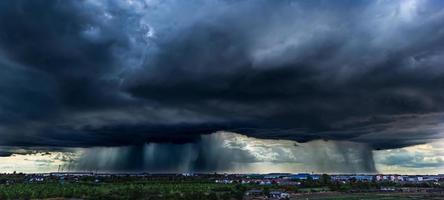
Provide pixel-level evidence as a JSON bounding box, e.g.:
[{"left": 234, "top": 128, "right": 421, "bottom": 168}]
[
  {"left": 0, "top": 146, "right": 69, "bottom": 158},
  {"left": 0, "top": 151, "right": 12, "bottom": 157},
  {"left": 69, "top": 133, "right": 258, "bottom": 172},
  {"left": 0, "top": 0, "right": 444, "bottom": 151}
]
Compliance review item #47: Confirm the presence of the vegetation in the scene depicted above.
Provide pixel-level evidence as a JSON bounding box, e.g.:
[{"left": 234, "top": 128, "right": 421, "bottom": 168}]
[
  {"left": 0, "top": 182, "right": 244, "bottom": 200},
  {"left": 1, "top": 173, "right": 444, "bottom": 199}
]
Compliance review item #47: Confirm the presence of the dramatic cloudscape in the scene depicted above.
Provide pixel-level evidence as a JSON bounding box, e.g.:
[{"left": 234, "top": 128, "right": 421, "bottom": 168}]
[{"left": 0, "top": 0, "right": 444, "bottom": 173}]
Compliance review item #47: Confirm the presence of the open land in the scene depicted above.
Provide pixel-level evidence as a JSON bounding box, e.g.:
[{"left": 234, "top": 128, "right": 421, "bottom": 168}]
[{"left": 1, "top": 173, "right": 444, "bottom": 199}]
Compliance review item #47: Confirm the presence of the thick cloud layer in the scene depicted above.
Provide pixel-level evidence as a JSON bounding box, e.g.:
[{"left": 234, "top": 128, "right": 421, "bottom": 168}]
[{"left": 1, "top": 0, "right": 444, "bottom": 150}]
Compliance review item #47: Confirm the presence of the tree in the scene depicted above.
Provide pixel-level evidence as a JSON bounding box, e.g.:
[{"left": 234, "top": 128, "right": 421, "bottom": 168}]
[{"left": 320, "top": 174, "right": 331, "bottom": 186}]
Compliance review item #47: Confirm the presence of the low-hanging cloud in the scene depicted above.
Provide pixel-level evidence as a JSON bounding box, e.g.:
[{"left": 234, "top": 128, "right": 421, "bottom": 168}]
[
  {"left": 68, "top": 132, "right": 377, "bottom": 173},
  {"left": 0, "top": 0, "right": 444, "bottom": 152}
]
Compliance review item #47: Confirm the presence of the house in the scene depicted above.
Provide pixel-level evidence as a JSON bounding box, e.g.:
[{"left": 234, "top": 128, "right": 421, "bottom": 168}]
[
  {"left": 311, "top": 175, "right": 321, "bottom": 180},
  {"left": 352, "top": 175, "right": 374, "bottom": 182},
  {"left": 380, "top": 187, "right": 396, "bottom": 192},
  {"left": 280, "top": 192, "right": 290, "bottom": 199},
  {"left": 423, "top": 175, "right": 439, "bottom": 182},
  {"left": 269, "top": 191, "right": 290, "bottom": 199},
  {"left": 406, "top": 176, "right": 417, "bottom": 182},
  {"left": 259, "top": 180, "right": 272, "bottom": 185},
  {"left": 27, "top": 177, "right": 44, "bottom": 183},
  {"left": 376, "top": 174, "right": 389, "bottom": 181},
  {"left": 215, "top": 179, "right": 233, "bottom": 184}
]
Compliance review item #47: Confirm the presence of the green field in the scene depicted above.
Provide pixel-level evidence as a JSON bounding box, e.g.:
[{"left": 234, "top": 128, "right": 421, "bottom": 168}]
[
  {"left": 3, "top": 182, "right": 444, "bottom": 200},
  {"left": 1, "top": 174, "right": 443, "bottom": 200},
  {"left": 0, "top": 182, "right": 243, "bottom": 200}
]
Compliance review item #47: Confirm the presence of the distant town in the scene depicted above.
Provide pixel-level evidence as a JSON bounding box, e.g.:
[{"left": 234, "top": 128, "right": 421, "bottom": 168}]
[
  {"left": 1, "top": 172, "right": 444, "bottom": 199},
  {"left": 14, "top": 171, "right": 444, "bottom": 184}
]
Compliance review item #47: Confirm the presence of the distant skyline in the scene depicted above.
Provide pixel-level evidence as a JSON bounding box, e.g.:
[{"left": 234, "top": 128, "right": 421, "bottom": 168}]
[{"left": 0, "top": 0, "right": 444, "bottom": 173}]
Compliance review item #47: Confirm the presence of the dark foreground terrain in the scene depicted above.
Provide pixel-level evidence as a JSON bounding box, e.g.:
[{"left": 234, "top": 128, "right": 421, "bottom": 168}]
[{"left": 1, "top": 173, "right": 444, "bottom": 199}]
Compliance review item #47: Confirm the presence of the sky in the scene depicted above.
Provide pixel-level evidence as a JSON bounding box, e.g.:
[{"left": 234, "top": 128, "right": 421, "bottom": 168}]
[{"left": 0, "top": 0, "right": 444, "bottom": 174}]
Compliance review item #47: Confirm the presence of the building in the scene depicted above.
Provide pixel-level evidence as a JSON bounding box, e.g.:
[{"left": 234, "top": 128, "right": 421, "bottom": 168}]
[
  {"left": 269, "top": 191, "right": 290, "bottom": 199},
  {"left": 352, "top": 175, "right": 374, "bottom": 181}
]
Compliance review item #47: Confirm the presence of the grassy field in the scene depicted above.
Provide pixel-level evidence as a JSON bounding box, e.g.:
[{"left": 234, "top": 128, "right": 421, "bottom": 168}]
[
  {"left": 3, "top": 182, "right": 444, "bottom": 200},
  {"left": 1, "top": 178, "right": 443, "bottom": 200},
  {"left": 0, "top": 182, "right": 242, "bottom": 200}
]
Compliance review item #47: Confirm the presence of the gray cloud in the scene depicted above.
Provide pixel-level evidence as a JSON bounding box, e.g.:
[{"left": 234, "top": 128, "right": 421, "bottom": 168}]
[
  {"left": 0, "top": 0, "right": 444, "bottom": 153},
  {"left": 380, "top": 154, "right": 444, "bottom": 168},
  {"left": 375, "top": 141, "right": 444, "bottom": 170},
  {"left": 0, "top": 151, "right": 12, "bottom": 157}
]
